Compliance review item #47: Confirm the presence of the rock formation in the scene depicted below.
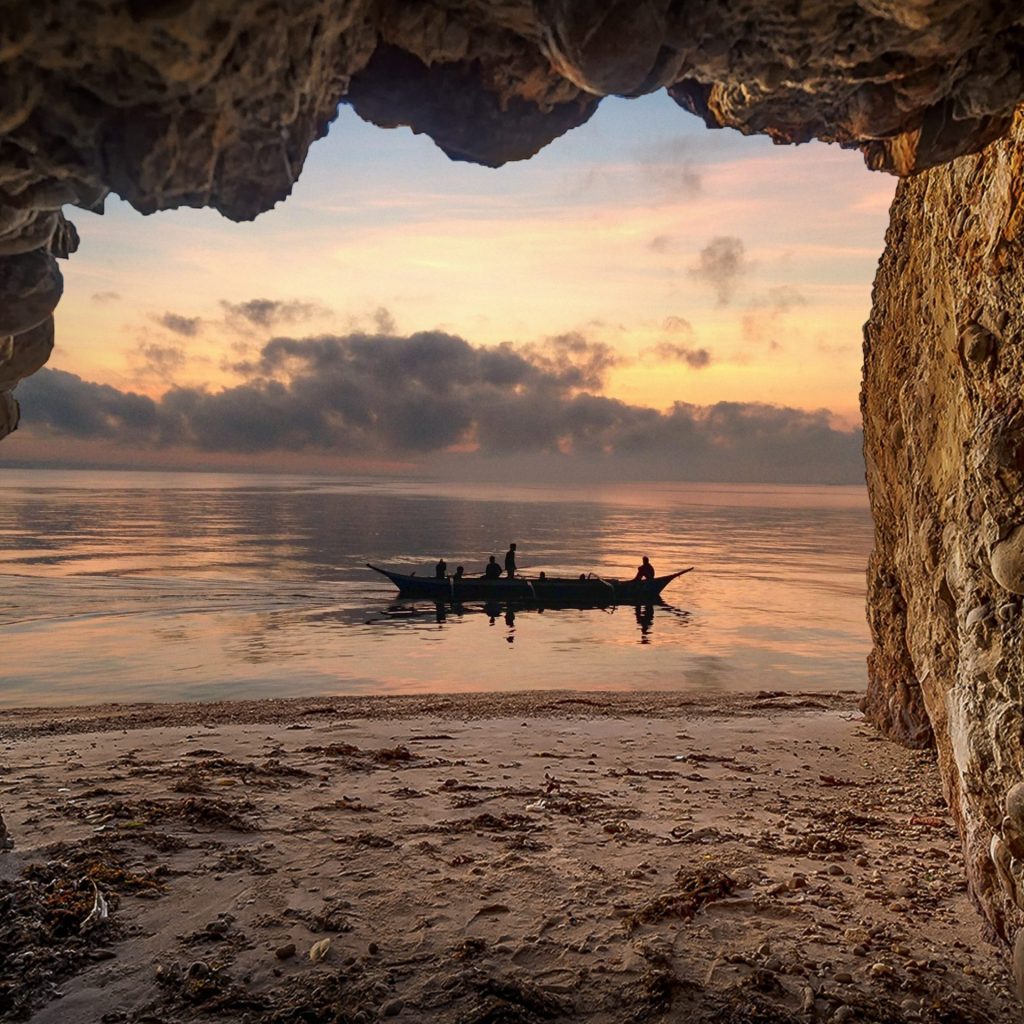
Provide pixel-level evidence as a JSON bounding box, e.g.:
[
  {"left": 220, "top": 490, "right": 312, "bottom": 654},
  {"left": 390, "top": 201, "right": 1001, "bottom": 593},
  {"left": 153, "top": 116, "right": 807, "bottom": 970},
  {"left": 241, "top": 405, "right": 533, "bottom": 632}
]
[
  {"left": 862, "top": 110, "right": 1024, "bottom": 974},
  {"left": 6, "top": 0, "right": 1024, "bottom": 989}
]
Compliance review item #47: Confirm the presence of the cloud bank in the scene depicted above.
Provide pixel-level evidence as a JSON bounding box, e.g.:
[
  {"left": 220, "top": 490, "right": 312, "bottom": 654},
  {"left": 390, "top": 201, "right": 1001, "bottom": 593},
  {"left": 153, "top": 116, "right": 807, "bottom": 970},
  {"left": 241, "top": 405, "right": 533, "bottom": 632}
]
[{"left": 13, "top": 328, "right": 863, "bottom": 483}]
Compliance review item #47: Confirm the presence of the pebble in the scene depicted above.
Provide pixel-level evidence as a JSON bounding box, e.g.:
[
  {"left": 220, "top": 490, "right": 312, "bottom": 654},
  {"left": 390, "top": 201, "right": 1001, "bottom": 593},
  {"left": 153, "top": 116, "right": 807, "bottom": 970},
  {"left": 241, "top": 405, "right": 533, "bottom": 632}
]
[
  {"left": 309, "top": 938, "right": 332, "bottom": 962},
  {"left": 275, "top": 943, "right": 296, "bottom": 960},
  {"left": 828, "top": 863, "right": 845, "bottom": 876},
  {"left": 381, "top": 998, "right": 404, "bottom": 1017}
]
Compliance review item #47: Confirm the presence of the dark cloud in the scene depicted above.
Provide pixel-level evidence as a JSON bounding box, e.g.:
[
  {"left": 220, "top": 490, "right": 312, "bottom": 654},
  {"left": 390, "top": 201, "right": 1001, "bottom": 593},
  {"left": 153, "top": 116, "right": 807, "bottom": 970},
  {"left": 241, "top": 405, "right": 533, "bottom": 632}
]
[
  {"left": 155, "top": 312, "right": 201, "bottom": 337},
  {"left": 15, "top": 328, "right": 863, "bottom": 483},
  {"left": 662, "top": 316, "right": 694, "bottom": 336},
  {"left": 635, "top": 137, "right": 702, "bottom": 198},
  {"left": 644, "top": 342, "right": 712, "bottom": 368},
  {"left": 373, "top": 307, "right": 397, "bottom": 335},
  {"left": 518, "top": 332, "right": 620, "bottom": 391},
  {"left": 137, "top": 342, "right": 186, "bottom": 380},
  {"left": 15, "top": 368, "right": 160, "bottom": 439},
  {"left": 91, "top": 291, "right": 121, "bottom": 304},
  {"left": 221, "top": 298, "right": 329, "bottom": 329},
  {"left": 690, "top": 236, "right": 747, "bottom": 306}
]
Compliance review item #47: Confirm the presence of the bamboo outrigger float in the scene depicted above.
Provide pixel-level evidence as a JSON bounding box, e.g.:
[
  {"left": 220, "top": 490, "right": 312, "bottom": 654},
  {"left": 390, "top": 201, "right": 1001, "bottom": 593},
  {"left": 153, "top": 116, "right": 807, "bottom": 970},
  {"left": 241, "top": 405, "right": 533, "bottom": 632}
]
[{"left": 367, "top": 564, "right": 693, "bottom": 605}]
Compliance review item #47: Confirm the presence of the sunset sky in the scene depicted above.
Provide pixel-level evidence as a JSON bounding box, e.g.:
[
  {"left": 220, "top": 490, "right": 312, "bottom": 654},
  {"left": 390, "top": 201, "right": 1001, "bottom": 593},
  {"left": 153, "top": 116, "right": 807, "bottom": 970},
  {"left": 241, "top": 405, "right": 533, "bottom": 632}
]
[{"left": 3, "top": 91, "right": 895, "bottom": 481}]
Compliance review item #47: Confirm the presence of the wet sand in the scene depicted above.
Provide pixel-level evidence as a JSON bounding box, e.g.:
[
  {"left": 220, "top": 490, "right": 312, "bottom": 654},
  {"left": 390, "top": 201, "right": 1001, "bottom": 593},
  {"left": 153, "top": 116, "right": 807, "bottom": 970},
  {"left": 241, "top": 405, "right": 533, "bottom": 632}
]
[{"left": 0, "top": 691, "right": 1017, "bottom": 1022}]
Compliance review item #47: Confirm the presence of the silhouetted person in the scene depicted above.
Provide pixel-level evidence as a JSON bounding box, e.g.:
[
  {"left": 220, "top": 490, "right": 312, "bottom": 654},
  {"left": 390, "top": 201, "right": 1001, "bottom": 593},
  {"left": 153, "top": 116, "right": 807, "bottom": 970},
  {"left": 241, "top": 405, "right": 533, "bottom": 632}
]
[
  {"left": 454, "top": 565, "right": 465, "bottom": 579},
  {"left": 435, "top": 558, "right": 447, "bottom": 579},
  {"left": 504, "top": 543, "right": 517, "bottom": 578},
  {"left": 483, "top": 556, "right": 502, "bottom": 580},
  {"left": 633, "top": 556, "right": 655, "bottom": 582}
]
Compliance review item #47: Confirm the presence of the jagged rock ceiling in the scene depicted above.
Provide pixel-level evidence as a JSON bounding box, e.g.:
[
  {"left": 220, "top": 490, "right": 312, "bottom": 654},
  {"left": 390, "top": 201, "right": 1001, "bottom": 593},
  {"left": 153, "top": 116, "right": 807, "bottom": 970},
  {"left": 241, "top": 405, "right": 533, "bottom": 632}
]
[{"left": 2, "top": 1, "right": 1024, "bottom": 434}]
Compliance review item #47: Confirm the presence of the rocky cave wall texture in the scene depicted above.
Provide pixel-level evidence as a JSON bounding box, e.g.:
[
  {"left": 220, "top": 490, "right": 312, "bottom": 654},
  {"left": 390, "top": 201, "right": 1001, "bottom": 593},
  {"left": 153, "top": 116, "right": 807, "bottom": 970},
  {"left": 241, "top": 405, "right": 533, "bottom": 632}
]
[
  {"left": 862, "top": 109, "right": 1024, "bottom": 981},
  {"left": 6, "top": 0, "right": 1024, "bottom": 987}
]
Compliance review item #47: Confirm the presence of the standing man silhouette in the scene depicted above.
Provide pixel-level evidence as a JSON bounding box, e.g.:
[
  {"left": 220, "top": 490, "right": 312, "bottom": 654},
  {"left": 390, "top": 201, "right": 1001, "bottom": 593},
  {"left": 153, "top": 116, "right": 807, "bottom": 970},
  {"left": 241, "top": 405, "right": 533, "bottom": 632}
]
[{"left": 504, "top": 542, "right": 517, "bottom": 579}]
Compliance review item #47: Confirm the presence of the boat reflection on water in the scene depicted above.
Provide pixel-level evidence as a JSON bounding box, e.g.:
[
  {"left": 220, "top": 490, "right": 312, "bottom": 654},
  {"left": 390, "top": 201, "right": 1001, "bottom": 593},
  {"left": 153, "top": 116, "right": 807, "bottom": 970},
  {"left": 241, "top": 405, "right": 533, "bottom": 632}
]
[
  {"left": 366, "top": 598, "right": 690, "bottom": 645},
  {"left": 635, "top": 604, "right": 655, "bottom": 644}
]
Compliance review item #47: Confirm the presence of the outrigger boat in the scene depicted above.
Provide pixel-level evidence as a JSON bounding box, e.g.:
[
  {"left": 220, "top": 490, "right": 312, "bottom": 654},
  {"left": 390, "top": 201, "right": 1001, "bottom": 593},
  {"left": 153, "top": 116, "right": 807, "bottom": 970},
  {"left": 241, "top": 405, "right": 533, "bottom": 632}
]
[{"left": 367, "top": 563, "right": 693, "bottom": 605}]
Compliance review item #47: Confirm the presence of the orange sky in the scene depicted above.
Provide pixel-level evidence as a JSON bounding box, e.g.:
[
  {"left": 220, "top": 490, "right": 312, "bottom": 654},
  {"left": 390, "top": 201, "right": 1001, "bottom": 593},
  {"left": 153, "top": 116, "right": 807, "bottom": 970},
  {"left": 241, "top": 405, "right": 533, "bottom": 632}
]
[{"left": 7, "top": 92, "right": 895, "bottom": 476}]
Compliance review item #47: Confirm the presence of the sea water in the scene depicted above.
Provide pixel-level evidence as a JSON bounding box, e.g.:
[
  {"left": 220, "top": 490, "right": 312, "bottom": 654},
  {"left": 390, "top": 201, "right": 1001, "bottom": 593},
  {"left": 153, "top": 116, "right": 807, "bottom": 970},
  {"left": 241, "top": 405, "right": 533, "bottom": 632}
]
[{"left": 0, "top": 470, "right": 872, "bottom": 705}]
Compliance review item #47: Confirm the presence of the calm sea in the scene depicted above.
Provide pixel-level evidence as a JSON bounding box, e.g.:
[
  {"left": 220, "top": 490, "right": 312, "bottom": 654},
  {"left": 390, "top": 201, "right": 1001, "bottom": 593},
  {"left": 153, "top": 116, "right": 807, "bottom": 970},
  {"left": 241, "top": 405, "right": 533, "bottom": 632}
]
[{"left": 0, "top": 470, "right": 872, "bottom": 706}]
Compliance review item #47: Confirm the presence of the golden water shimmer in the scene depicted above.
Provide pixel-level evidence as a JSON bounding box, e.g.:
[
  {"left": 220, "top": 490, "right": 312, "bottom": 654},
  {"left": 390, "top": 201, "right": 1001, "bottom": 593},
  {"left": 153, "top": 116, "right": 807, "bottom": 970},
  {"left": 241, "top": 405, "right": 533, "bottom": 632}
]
[{"left": 0, "top": 471, "right": 871, "bottom": 705}]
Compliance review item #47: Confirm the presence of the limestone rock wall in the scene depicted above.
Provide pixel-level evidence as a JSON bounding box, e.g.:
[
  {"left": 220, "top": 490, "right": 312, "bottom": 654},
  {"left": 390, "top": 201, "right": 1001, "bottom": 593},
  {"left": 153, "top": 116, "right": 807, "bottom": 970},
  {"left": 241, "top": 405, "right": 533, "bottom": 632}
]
[
  {"left": 5, "top": 1, "right": 1024, "bottom": 439},
  {"left": 863, "top": 112, "right": 1024, "bottom": 964}
]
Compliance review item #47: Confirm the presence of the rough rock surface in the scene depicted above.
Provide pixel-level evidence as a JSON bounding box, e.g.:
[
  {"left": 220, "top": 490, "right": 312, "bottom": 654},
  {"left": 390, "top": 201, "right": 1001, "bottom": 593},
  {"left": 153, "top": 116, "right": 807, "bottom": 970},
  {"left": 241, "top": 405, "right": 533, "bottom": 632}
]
[
  {"left": 5, "top": 1, "right": 1024, "bottom": 435},
  {"left": 862, "top": 109, "right": 1024, "bottom": 973}
]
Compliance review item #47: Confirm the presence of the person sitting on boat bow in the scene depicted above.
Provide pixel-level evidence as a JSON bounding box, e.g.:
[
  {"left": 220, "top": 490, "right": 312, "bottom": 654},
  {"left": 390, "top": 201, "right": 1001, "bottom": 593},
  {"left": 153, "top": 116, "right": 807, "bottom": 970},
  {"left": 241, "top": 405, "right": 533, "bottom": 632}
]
[
  {"left": 454, "top": 565, "right": 465, "bottom": 579},
  {"left": 633, "top": 556, "right": 655, "bottom": 582},
  {"left": 483, "top": 556, "right": 502, "bottom": 580}
]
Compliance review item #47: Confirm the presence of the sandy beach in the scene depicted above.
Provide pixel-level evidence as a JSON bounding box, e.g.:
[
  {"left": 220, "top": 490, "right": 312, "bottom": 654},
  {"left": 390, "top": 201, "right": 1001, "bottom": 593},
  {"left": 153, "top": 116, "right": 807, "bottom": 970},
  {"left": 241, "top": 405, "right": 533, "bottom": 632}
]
[{"left": 0, "top": 691, "right": 1016, "bottom": 1023}]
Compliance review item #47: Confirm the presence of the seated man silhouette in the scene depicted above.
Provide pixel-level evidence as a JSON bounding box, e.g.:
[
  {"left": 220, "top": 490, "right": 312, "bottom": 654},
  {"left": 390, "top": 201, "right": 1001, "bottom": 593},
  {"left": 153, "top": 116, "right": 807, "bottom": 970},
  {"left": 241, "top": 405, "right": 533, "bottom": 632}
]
[
  {"left": 633, "top": 556, "right": 655, "bottom": 582},
  {"left": 483, "top": 556, "right": 502, "bottom": 580}
]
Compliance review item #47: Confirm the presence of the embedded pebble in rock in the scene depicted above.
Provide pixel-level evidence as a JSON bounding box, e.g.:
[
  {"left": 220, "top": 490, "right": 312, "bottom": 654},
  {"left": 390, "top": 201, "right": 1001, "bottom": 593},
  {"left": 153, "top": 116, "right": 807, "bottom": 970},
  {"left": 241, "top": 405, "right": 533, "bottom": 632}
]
[
  {"left": 961, "top": 322, "right": 996, "bottom": 364},
  {"left": 275, "top": 943, "right": 296, "bottom": 960},
  {"left": 991, "top": 528, "right": 1024, "bottom": 595},
  {"left": 965, "top": 604, "right": 992, "bottom": 630}
]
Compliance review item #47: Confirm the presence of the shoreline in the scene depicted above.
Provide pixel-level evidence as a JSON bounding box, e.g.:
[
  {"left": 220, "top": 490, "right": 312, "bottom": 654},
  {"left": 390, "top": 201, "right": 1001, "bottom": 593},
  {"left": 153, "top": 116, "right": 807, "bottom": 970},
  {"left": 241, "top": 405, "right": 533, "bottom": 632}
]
[
  {"left": 0, "top": 691, "right": 1017, "bottom": 1022},
  {"left": 0, "top": 689, "right": 862, "bottom": 739}
]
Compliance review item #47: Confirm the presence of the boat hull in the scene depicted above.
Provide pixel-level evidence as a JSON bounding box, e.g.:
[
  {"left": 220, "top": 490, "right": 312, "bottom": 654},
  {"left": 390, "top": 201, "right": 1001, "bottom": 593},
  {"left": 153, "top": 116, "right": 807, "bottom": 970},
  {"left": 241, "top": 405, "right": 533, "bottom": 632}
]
[{"left": 366, "top": 564, "right": 691, "bottom": 605}]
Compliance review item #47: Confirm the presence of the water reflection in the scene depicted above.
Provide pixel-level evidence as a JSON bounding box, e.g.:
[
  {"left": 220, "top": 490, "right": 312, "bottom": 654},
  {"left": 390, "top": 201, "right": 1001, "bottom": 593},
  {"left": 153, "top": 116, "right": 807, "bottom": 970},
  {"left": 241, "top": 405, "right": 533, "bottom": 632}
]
[
  {"left": 0, "top": 471, "right": 873, "bottom": 705},
  {"left": 636, "top": 604, "right": 654, "bottom": 643},
  {"left": 359, "top": 598, "right": 690, "bottom": 649}
]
